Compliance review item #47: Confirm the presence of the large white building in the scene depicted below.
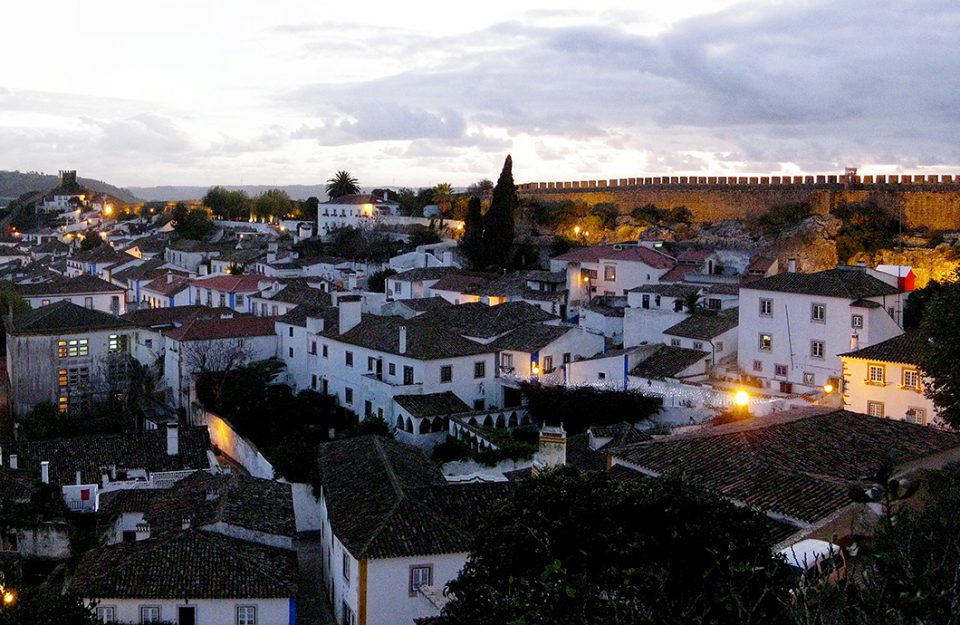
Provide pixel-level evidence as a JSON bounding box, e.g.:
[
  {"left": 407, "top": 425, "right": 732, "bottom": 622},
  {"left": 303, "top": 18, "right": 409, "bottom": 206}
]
[
  {"left": 738, "top": 266, "right": 903, "bottom": 394},
  {"left": 840, "top": 333, "right": 941, "bottom": 426},
  {"left": 317, "top": 194, "right": 399, "bottom": 233}
]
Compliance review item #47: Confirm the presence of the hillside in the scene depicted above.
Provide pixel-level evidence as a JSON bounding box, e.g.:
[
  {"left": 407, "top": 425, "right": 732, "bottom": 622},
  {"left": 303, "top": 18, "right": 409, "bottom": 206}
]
[
  {"left": 0, "top": 170, "right": 140, "bottom": 203},
  {"left": 129, "top": 184, "right": 331, "bottom": 202}
]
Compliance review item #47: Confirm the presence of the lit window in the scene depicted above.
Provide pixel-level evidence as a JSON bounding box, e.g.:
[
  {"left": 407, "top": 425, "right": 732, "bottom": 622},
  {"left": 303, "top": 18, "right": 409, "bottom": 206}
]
[
  {"left": 759, "top": 298, "right": 773, "bottom": 317},
  {"left": 410, "top": 565, "right": 433, "bottom": 596},
  {"left": 868, "top": 364, "right": 885, "bottom": 384},
  {"left": 108, "top": 334, "right": 125, "bottom": 353},
  {"left": 759, "top": 334, "right": 772, "bottom": 351},
  {"left": 811, "top": 303, "right": 826, "bottom": 322},
  {"left": 903, "top": 369, "right": 920, "bottom": 389},
  {"left": 867, "top": 401, "right": 884, "bottom": 418},
  {"left": 810, "top": 340, "right": 825, "bottom": 359},
  {"left": 604, "top": 265, "right": 616, "bottom": 281}
]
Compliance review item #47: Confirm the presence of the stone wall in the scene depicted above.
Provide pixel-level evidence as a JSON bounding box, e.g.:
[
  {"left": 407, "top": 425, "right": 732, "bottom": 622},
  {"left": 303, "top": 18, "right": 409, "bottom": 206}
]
[{"left": 517, "top": 176, "right": 960, "bottom": 231}]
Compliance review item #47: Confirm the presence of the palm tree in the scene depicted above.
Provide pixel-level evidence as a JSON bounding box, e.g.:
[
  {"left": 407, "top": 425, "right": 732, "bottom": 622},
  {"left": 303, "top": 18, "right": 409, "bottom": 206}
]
[
  {"left": 434, "top": 182, "right": 454, "bottom": 226},
  {"left": 326, "top": 171, "right": 360, "bottom": 200}
]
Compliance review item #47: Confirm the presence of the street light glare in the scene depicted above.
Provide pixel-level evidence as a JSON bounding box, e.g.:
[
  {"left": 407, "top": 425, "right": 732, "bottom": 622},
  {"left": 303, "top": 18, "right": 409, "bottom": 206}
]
[{"left": 733, "top": 390, "right": 749, "bottom": 407}]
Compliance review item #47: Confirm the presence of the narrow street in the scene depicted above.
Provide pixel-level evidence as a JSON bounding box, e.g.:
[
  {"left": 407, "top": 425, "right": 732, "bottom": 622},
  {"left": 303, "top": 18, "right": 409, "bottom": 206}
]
[{"left": 295, "top": 534, "right": 336, "bottom": 625}]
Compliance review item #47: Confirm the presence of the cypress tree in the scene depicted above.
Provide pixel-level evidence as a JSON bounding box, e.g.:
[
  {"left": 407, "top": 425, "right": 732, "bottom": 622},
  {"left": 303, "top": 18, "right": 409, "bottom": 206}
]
[
  {"left": 460, "top": 196, "right": 485, "bottom": 268},
  {"left": 482, "top": 155, "right": 518, "bottom": 267}
]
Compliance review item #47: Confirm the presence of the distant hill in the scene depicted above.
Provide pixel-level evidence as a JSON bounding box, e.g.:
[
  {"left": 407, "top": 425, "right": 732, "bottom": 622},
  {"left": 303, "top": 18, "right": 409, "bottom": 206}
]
[
  {"left": 129, "top": 185, "right": 332, "bottom": 202},
  {"left": 0, "top": 170, "right": 140, "bottom": 203}
]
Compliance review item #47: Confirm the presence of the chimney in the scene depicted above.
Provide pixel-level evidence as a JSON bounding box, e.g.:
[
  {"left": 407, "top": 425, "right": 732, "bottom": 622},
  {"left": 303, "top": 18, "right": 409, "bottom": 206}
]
[
  {"left": 338, "top": 295, "right": 362, "bottom": 334},
  {"left": 40, "top": 460, "right": 49, "bottom": 484},
  {"left": 538, "top": 424, "right": 567, "bottom": 468},
  {"left": 787, "top": 258, "right": 797, "bottom": 273},
  {"left": 205, "top": 488, "right": 220, "bottom": 502},
  {"left": 9, "top": 454, "right": 17, "bottom": 470},
  {"left": 166, "top": 422, "right": 179, "bottom": 456},
  {"left": 850, "top": 331, "right": 860, "bottom": 351},
  {"left": 75, "top": 470, "right": 82, "bottom": 485},
  {"left": 306, "top": 316, "right": 325, "bottom": 334},
  {"left": 166, "top": 272, "right": 174, "bottom": 284},
  {"left": 181, "top": 518, "right": 191, "bottom": 530},
  {"left": 135, "top": 522, "right": 151, "bottom": 541},
  {"left": 399, "top": 326, "right": 407, "bottom": 354}
]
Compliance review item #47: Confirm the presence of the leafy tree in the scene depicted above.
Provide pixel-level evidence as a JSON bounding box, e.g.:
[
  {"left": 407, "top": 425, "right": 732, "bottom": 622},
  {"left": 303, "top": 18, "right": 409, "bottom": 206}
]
[
  {"left": 460, "top": 196, "right": 485, "bottom": 268},
  {"left": 442, "top": 469, "right": 793, "bottom": 625},
  {"left": 466, "top": 178, "right": 494, "bottom": 195},
  {"left": 482, "top": 155, "right": 518, "bottom": 267},
  {"left": 326, "top": 171, "right": 360, "bottom": 200},
  {"left": 253, "top": 189, "right": 292, "bottom": 222},
  {"left": 831, "top": 199, "right": 899, "bottom": 261},
  {"left": 434, "top": 182, "right": 455, "bottom": 223},
  {"left": 395, "top": 187, "right": 418, "bottom": 215},
  {"left": 549, "top": 235, "right": 573, "bottom": 257},
  {"left": 304, "top": 196, "right": 320, "bottom": 216},
  {"left": 416, "top": 187, "right": 436, "bottom": 212},
  {"left": 0, "top": 291, "right": 29, "bottom": 317},
  {"left": 903, "top": 277, "right": 949, "bottom": 331},
  {"left": 520, "top": 384, "right": 661, "bottom": 434},
  {"left": 224, "top": 190, "right": 251, "bottom": 221},
  {"left": 408, "top": 224, "right": 440, "bottom": 248},
  {"left": 756, "top": 201, "right": 812, "bottom": 234},
  {"left": 367, "top": 268, "right": 397, "bottom": 293},
  {"left": 631, "top": 204, "right": 667, "bottom": 225},
  {"left": 202, "top": 186, "right": 230, "bottom": 218},
  {"left": 590, "top": 203, "right": 620, "bottom": 230},
  {"left": 668, "top": 205, "right": 693, "bottom": 224},
  {"left": 683, "top": 291, "right": 702, "bottom": 313},
  {"left": 918, "top": 280, "right": 960, "bottom": 427},
  {"left": 79, "top": 233, "right": 102, "bottom": 251},
  {"left": 0, "top": 586, "right": 99, "bottom": 625},
  {"left": 356, "top": 414, "right": 392, "bottom": 436}
]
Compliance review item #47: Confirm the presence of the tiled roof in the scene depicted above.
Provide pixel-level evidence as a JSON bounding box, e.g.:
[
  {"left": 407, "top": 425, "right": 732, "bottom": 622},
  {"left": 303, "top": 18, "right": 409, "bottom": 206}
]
[
  {"left": 98, "top": 488, "right": 166, "bottom": 514},
  {"left": 677, "top": 248, "right": 712, "bottom": 263},
  {"left": 429, "top": 272, "right": 493, "bottom": 294},
  {"left": 490, "top": 323, "right": 573, "bottom": 352},
  {"left": 191, "top": 275, "right": 269, "bottom": 292},
  {"left": 658, "top": 264, "right": 697, "bottom": 283},
  {"left": 394, "top": 392, "right": 471, "bottom": 418},
  {"left": 266, "top": 283, "right": 333, "bottom": 307},
  {"left": 6, "top": 300, "right": 131, "bottom": 335},
  {"left": 70, "top": 246, "right": 132, "bottom": 264},
  {"left": 0, "top": 466, "right": 40, "bottom": 502},
  {"left": 277, "top": 304, "right": 337, "bottom": 329},
  {"left": 850, "top": 298, "right": 883, "bottom": 309},
  {"left": 416, "top": 301, "right": 556, "bottom": 340},
  {"left": 840, "top": 332, "right": 923, "bottom": 365},
  {"left": 164, "top": 315, "right": 277, "bottom": 341},
  {"left": 393, "top": 297, "right": 454, "bottom": 313},
  {"left": 337, "top": 314, "right": 491, "bottom": 359},
  {"left": 2, "top": 427, "right": 211, "bottom": 486},
  {"left": 664, "top": 307, "right": 739, "bottom": 340},
  {"left": 142, "top": 274, "right": 192, "bottom": 296},
  {"left": 316, "top": 436, "right": 512, "bottom": 559},
  {"left": 111, "top": 259, "right": 166, "bottom": 282},
  {"left": 629, "top": 344, "right": 709, "bottom": 379},
  {"left": 72, "top": 529, "right": 297, "bottom": 599},
  {"left": 611, "top": 409, "right": 960, "bottom": 525},
  {"left": 122, "top": 305, "right": 236, "bottom": 328},
  {"left": 628, "top": 283, "right": 701, "bottom": 298},
  {"left": 555, "top": 244, "right": 676, "bottom": 269},
  {"left": 122, "top": 235, "right": 168, "bottom": 254},
  {"left": 13, "top": 274, "right": 123, "bottom": 296},
  {"left": 704, "top": 283, "right": 741, "bottom": 296},
  {"left": 391, "top": 267, "right": 459, "bottom": 282},
  {"left": 747, "top": 256, "right": 776, "bottom": 273},
  {"left": 144, "top": 472, "right": 296, "bottom": 538},
  {"left": 742, "top": 268, "right": 900, "bottom": 299}
]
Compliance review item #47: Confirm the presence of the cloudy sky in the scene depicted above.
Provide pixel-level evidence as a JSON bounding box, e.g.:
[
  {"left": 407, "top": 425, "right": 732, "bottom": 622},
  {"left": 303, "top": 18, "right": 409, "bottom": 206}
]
[{"left": 1, "top": 0, "right": 957, "bottom": 188}]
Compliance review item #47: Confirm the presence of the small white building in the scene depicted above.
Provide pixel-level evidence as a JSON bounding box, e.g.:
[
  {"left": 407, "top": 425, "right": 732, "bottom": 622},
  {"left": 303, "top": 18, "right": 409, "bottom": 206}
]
[
  {"left": 623, "top": 284, "right": 701, "bottom": 348},
  {"left": 318, "top": 194, "right": 399, "bottom": 233},
  {"left": 840, "top": 333, "right": 941, "bottom": 426},
  {"left": 13, "top": 275, "right": 126, "bottom": 315}
]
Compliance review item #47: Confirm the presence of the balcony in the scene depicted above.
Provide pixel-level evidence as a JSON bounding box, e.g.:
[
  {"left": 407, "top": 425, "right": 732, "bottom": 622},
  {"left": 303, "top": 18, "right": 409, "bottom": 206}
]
[{"left": 361, "top": 373, "right": 422, "bottom": 398}]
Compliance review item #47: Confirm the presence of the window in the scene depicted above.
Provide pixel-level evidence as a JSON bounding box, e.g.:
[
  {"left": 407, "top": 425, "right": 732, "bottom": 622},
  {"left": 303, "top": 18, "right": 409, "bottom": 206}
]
[
  {"left": 288, "top": 347, "right": 294, "bottom": 358},
  {"left": 708, "top": 298, "right": 722, "bottom": 310},
  {"left": 140, "top": 606, "right": 160, "bottom": 623},
  {"left": 322, "top": 344, "right": 328, "bottom": 358},
  {"left": 440, "top": 365, "right": 453, "bottom": 383},
  {"left": 108, "top": 334, "right": 126, "bottom": 353},
  {"left": 342, "top": 551, "right": 351, "bottom": 581},
  {"left": 803, "top": 372, "right": 815, "bottom": 385},
  {"left": 289, "top": 327, "right": 294, "bottom": 337},
  {"left": 598, "top": 372, "right": 606, "bottom": 380},
  {"left": 903, "top": 369, "right": 920, "bottom": 389},
  {"left": 84, "top": 296, "right": 94, "bottom": 309},
  {"left": 311, "top": 374, "right": 317, "bottom": 390},
  {"left": 671, "top": 338, "right": 681, "bottom": 347},
  {"left": 368, "top": 357, "right": 376, "bottom": 371},
  {"left": 775, "top": 364, "right": 788, "bottom": 377},
  {"left": 96, "top": 606, "right": 116, "bottom": 623},
  {"left": 388, "top": 362, "right": 396, "bottom": 376},
  {"left": 410, "top": 565, "right": 433, "bottom": 596},
  {"left": 310, "top": 341, "right": 317, "bottom": 355},
  {"left": 474, "top": 361, "right": 486, "bottom": 378},
  {"left": 345, "top": 351, "right": 353, "bottom": 367},
  {"left": 219, "top": 293, "right": 226, "bottom": 307},
  {"left": 673, "top": 299, "right": 684, "bottom": 312},
  {"left": 563, "top": 352, "right": 571, "bottom": 364},
  {"left": 692, "top": 341, "right": 703, "bottom": 350},
  {"left": 542, "top": 355, "right": 554, "bottom": 372},
  {"left": 759, "top": 298, "right": 773, "bottom": 317},
  {"left": 868, "top": 364, "right": 885, "bottom": 385},
  {"left": 716, "top": 341, "right": 724, "bottom": 353},
  {"left": 58, "top": 338, "right": 89, "bottom": 358},
  {"left": 642, "top": 294, "right": 650, "bottom": 309},
  {"left": 753, "top": 360, "right": 763, "bottom": 372},
  {"left": 344, "top": 388, "right": 353, "bottom": 404},
  {"left": 236, "top": 293, "right": 245, "bottom": 307},
  {"left": 341, "top": 602, "right": 355, "bottom": 625},
  {"left": 236, "top": 606, "right": 256, "bottom": 625},
  {"left": 604, "top": 265, "right": 616, "bottom": 281},
  {"left": 867, "top": 401, "right": 885, "bottom": 418},
  {"left": 500, "top": 353, "right": 513, "bottom": 370},
  {"left": 403, "top": 366, "right": 414, "bottom": 385},
  {"left": 473, "top": 398, "right": 485, "bottom": 410},
  {"left": 261, "top": 303, "right": 268, "bottom": 315},
  {"left": 851, "top": 314, "right": 863, "bottom": 329},
  {"left": 759, "top": 333, "right": 772, "bottom": 351},
  {"left": 906, "top": 407, "right": 927, "bottom": 425},
  {"left": 810, "top": 340, "right": 825, "bottom": 359},
  {"left": 811, "top": 303, "right": 826, "bottom": 322}
]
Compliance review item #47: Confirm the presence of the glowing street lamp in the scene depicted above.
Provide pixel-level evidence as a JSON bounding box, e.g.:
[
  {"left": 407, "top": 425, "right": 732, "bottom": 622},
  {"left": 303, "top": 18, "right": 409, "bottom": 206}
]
[
  {"left": 2, "top": 590, "right": 13, "bottom": 606},
  {"left": 733, "top": 389, "right": 750, "bottom": 407},
  {"left": 531, "top": 363, "right": 541, "bottom": 376},
  {"left": 823, "top": 382, "right": 835, "bottom": 394},
  {"left": 104, "top": 204, "right": 113, "bottom": 216},
  {"left": 574, "top": 225, "right": 581, "bottom": 236}
]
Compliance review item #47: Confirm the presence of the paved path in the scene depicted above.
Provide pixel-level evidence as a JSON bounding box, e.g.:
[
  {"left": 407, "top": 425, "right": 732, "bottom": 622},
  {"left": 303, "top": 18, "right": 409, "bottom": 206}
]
[{"left": 295, "top": 535, "right": 336, "bottom": 625}]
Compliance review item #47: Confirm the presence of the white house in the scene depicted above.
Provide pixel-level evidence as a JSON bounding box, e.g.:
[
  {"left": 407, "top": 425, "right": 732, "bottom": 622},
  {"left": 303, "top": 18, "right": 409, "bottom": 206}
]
[
  {"left": 840, "top": 333, "right": 941, "bottom": 426},
  {"left": 387, "top": 267, "right": 459, "bottom": 301},
  {"left": 315, "top": 436, "right": 511, "bottom": 625},
  {"left": 492, "top": 323, "right": 605, "bottom": 387},
  {"left": 187, "top": 274, "right": 273, "bottom": 313},
  {"left": 738, "top": 266, "right": 903, "bottom": 394},
  {"left": 623, "top": 284, "right": 701, "bottom": 348},
  {"left": 318, "top": 194, "right": 399, "bottom": 233},
  {"left": 139, "top": 273, "right": 194, "bottom": 309},
  {"left": 662, "top": 307, "right": 739, "bottom": 369},
  {"left": 13, "top": 275, "right": 126, "bottom": 315}
]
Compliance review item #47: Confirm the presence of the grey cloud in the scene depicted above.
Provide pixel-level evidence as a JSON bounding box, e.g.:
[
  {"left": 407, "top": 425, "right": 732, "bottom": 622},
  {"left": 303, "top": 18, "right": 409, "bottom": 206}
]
[{"left": 82, "top": 113, "right": 195, "bottom": 156}]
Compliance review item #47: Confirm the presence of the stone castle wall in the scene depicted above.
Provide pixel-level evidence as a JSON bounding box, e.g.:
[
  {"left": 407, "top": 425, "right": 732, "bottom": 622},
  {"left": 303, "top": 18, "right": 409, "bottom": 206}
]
[{"left": 517, "top": 175, "right": 960, "bottom": 230}]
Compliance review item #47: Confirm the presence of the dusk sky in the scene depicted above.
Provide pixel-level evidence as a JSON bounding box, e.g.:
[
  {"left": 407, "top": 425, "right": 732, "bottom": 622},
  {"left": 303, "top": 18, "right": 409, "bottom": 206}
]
[{"left": 2, "top": 0, "right": 958, "bottom": 188}]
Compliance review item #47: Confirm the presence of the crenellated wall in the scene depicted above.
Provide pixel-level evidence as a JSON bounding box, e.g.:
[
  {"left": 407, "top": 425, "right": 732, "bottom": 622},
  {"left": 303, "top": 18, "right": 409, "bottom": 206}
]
[{"left": 517, "top": 175, "right": 960, "bottom": 230}]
